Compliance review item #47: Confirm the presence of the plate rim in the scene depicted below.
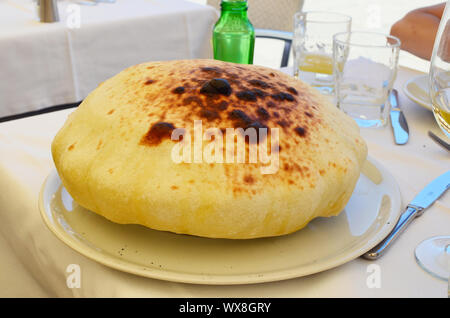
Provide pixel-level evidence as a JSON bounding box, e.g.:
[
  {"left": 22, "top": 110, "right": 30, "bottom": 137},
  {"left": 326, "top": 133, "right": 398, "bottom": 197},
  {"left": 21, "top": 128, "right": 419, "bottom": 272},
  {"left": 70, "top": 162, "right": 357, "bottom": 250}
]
[
  {"left": 39, "top": 156, "right": 402, "bottom": 285},
  {"left": 402, "top": 74, "right": 432, "bottom": 111}
]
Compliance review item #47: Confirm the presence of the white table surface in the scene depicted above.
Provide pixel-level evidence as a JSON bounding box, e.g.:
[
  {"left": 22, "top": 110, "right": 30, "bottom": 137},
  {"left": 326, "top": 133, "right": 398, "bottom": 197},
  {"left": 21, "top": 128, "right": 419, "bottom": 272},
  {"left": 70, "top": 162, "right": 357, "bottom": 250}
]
[
  {"left": 0, "top": 66, "right": 449, "bottom": 297},
  {"left": 0, "top": 0, "right": 217, "bottom": 118}
]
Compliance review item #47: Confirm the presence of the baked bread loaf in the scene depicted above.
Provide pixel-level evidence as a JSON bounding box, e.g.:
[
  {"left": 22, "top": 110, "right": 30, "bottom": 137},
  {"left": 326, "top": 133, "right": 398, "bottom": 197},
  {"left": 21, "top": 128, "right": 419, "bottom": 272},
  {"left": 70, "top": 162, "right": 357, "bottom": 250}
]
[{"left": 51, "top": 59, "right": 367, "bottom": 239}]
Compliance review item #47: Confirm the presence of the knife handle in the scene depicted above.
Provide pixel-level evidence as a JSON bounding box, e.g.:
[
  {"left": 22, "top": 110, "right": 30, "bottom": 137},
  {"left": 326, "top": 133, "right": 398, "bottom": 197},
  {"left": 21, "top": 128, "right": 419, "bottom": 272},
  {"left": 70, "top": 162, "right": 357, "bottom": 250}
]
[{"left": 362, "top": 205, "right": 423, "bottom": 260}]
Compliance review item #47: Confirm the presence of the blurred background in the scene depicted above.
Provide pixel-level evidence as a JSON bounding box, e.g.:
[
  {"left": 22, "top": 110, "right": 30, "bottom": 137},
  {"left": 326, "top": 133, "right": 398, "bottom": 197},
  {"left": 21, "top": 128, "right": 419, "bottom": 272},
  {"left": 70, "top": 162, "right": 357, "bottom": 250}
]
[
  {"left": 0, "top": 0, "right": 443, "bottom": 120},
  {"left": 189, "top": 0, "right": 442, "bottom": 72}
]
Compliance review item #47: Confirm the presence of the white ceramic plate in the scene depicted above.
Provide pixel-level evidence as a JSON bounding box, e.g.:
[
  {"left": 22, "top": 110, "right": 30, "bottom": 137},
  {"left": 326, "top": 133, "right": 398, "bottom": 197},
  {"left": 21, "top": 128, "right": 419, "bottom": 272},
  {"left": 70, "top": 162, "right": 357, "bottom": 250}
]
[
  {"left": 403, "top": 74, "right": 432, "bottom": 110},
  {"left": 39, "top": 157, "right": 401, "bottom": 285}
]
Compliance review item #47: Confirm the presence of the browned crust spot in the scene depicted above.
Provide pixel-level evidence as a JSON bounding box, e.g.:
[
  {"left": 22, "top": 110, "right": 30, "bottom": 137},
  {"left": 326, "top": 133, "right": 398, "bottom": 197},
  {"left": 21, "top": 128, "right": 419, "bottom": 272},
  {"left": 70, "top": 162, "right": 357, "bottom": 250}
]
[
  {"left": 68, "top": 143, "right": 76, "bottom": 151},
  {"left": 140, "top": 122, "right": 175, "bottom": 146},
  {"left": 294, "top": 126, "right": 307, "bottom": 137},
  {"left": 243, "top": 175, "right": 255, "bottom": 184},
  {"left": 172, "top": 86, "right": 185, "bottom": 94}
]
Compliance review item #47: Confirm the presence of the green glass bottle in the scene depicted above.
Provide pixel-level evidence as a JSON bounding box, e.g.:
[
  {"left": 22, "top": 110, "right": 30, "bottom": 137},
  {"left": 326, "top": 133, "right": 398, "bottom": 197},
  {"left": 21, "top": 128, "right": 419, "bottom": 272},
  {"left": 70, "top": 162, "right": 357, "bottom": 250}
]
[{"left": 212, "top": 0, "right": 255, "bottom": 64}]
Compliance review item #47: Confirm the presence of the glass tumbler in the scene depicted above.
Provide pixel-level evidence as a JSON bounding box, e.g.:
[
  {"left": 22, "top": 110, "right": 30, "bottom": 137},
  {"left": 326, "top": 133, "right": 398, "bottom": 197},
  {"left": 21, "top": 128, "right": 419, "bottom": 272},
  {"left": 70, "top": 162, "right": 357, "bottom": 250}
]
[
  {"left": 333, "top": 32, "right": 400, "bottom": 128},
  {"left": 293, "top": 11, "right": 351, "bottom": 95}
]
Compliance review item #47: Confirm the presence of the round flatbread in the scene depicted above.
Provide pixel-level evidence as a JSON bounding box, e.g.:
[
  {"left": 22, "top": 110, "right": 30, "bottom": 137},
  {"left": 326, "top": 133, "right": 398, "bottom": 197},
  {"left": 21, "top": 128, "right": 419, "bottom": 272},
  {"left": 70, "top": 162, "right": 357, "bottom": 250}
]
[{"left": 52, "top": 59, "right": 367, "bottom": 239}]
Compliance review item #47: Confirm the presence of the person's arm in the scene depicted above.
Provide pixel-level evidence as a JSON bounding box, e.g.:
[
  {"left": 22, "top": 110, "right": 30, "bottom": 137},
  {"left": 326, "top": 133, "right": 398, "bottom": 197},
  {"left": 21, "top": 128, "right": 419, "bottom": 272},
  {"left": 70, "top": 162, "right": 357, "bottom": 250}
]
[{"left": 390, "top": 3, "right": 445, "bottom": 60}]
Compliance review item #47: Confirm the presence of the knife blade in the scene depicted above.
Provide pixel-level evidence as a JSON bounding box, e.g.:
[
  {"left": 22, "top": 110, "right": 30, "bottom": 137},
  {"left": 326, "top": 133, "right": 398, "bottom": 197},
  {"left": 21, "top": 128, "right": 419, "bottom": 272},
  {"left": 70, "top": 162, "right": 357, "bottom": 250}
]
[
  {"left": 363, "top": 170, "right": 450, "bottom": 260},
  {"left": 389, "top": 89, "right": 409, "bottom": 145}
]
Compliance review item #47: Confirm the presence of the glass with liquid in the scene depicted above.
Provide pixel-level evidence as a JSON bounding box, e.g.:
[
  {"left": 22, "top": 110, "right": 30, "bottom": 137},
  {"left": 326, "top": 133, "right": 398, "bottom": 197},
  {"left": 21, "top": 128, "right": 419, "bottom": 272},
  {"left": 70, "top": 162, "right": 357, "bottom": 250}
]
[
  {"left": 432, "top": 87, "right": 450, "bottom": 136},
  {"left": 293, "top": 11, "right": 351, "bottom": 95},
  {"left": 429, "top": 3, "right": 450, "bottom": 138},
  {"left": 333, "top": 32, "right": 400, "bottom": 128}
]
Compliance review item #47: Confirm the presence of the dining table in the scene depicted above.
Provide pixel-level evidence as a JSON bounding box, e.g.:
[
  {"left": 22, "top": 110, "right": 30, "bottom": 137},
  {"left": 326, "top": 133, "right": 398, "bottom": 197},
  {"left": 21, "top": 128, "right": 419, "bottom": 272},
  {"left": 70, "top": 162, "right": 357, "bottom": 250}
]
[
  {"left": 0, "top": 0, "right": 218, "bottom": 119},
  {"left": 0, "top": 65, "right": 449, "bottom": 298}
]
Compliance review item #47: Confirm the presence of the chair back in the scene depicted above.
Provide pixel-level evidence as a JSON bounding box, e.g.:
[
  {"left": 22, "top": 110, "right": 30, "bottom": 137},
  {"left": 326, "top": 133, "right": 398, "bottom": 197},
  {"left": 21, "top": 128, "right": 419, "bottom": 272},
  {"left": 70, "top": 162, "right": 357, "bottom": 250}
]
[{"left": 207, "top": 0, "right": 304, "bottom": 32}]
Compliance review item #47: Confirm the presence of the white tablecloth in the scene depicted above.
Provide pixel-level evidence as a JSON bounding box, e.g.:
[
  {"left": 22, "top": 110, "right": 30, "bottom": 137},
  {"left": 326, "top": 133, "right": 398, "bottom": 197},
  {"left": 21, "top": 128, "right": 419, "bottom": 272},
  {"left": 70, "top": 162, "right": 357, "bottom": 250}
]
[
  {"left": 0, "top": 66, "right": 449, "bottom": 297},
  {"left": 0, "top": 0, "right": 217, "bottom": 118}
]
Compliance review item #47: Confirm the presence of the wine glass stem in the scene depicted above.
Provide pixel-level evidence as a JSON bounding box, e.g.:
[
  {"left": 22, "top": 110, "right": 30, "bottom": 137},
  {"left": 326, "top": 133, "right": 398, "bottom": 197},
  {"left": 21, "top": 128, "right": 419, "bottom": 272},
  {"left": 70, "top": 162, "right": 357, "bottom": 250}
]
[{"left": 447, "top": 244, "right": 450, "bottom": 298}]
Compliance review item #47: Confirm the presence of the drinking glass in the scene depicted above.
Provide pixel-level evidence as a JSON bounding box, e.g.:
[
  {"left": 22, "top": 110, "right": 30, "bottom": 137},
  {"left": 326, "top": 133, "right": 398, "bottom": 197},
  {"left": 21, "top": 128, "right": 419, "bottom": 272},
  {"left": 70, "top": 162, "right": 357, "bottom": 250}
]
[
  {"left": 415, "top": 2, "right": 450, "bottom": 293},
  {"left": 415, "top": 236, "right": 450, "bottom": 287},
  {"left": 429, "top": 1, "right": 450, "bottom": 138},
  {"left": 293, "top": 11, "right": 351, "bottom": 95},
  {"left": 333, "top": 32, "right": 400, "bottom": 128}
]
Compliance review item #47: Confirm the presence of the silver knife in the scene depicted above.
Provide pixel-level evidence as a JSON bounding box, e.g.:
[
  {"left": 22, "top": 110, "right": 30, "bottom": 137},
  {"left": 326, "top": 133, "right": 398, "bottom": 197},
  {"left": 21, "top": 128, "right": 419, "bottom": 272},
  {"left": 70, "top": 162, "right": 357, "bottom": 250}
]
[
  {"left": 389, "top": 89, "right": 409, "bottom": 145},
  {"left": 363, "top": 170, "right": 450, "bottom": 260}
]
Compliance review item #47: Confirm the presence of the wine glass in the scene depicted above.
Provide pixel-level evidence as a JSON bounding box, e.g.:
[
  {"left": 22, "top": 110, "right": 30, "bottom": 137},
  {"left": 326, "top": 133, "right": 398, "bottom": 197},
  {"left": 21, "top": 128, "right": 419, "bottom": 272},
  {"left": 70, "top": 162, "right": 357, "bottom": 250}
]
[
  {"left": 415, "top": 1, "right": 450, "bottom": 294},
  {"left": 429, "top": 1, "right": 450, "bottom": 138}
]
